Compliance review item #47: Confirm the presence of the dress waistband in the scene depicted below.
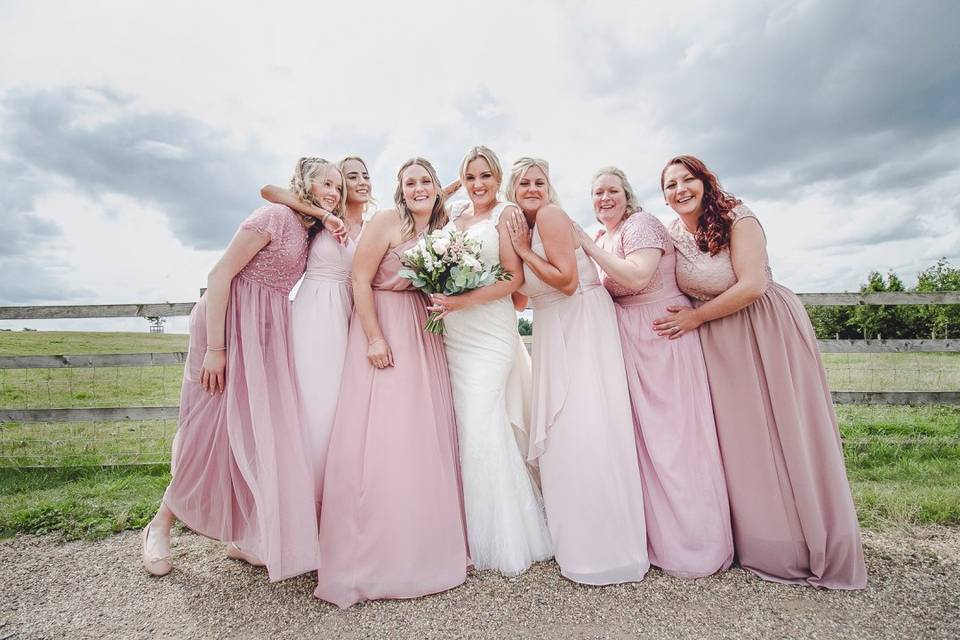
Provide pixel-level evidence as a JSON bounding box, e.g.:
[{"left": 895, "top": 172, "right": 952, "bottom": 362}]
[
  {"left": 614, "top": 284, "right": 686, "bottom": 306},
  {"left": 303, "top": 266, "right": 351, "bottom": 283},
  {"left": 529, "top": 282, "right": 602, "bottom": 309}
]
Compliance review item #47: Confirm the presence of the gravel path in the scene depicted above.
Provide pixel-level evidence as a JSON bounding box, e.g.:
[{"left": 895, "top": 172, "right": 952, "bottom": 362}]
[{"left": 1, "top": 527, "right": 958, "bottom": 639}]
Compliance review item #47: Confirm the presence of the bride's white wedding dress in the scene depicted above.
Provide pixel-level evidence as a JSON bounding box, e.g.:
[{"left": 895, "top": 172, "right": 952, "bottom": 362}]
[{"left": 442, "top": 200, "right": 552, "bottom": 575}]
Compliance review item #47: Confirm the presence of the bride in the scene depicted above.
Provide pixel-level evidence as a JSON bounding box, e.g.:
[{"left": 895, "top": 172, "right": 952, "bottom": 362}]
[{"left": 428, "top": 145, "right": 552, "bottom": 575}]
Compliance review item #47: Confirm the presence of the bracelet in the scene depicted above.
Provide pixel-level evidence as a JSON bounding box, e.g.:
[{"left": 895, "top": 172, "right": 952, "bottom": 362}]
[
  {"left": 368, "top": 337, "right": 386, "bottom": 346},
  {"left": 206, "top": 345, "right": 226, "bottom": 352},
  {"left": 321, "top": 212, "right": 331, "bottom": 225}
]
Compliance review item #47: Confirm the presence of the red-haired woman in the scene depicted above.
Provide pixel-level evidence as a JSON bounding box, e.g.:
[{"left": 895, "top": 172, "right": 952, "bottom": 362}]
[{"left": 653, "top": 155, "right": 866, "bottom": 590}]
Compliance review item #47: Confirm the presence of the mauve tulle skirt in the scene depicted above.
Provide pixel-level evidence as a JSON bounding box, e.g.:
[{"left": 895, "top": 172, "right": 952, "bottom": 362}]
[
  {"left": 695, "top": 282, "right": 867, "bottom": 589},
  {"left": 164, "top": 277, "right": 320, "bottom": 582}
]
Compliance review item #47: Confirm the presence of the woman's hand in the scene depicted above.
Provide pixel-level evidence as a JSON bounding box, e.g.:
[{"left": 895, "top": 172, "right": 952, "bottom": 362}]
[
  {"left": 506, "top": 209, "right": 532, "bottom": 258},
  {"left": 200, "top": 349, "right": 227, "bottom": 393},
  {"left": 322, "top": 213, "right": 349, "bottom": 245},
  {"left": 367, "top": 337, "right": 394, "bottom": 369},
  {"left": 573, "top": 223, "right": 599, "bottom": 256},
  {"left": 427, "top": 293, "right": 469, "bottom": 318},
  {"left": 652, "top": 305, "right": 702, "bottom": 340}
]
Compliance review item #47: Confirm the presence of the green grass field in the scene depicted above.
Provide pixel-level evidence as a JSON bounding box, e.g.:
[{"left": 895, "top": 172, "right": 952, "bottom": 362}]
[{"left": 0, "top": 331, "right": 958, "bottom": 539}]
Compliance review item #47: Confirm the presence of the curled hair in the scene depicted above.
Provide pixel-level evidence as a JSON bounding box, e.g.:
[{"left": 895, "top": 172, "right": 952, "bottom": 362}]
[
  {"left": 290, "top": 157, "right": 345, "bottom": 238},
  {"left": 505, "top": 157, "right": 561, "bottom": 210},
  {"left": 338, "top": 155, "right": 378, "bottom": 213},
  {"left": 393, "top": 157, "right": 448, "bottom": 241},
  {"left": 458, "top": 145, "right": 503, "bottom": 192},
  {"left": 592, "top": 166, "right": 642, "bottom": 222},
  {"left": 660, "top": 154, "right": 742, "bottom": 255}
]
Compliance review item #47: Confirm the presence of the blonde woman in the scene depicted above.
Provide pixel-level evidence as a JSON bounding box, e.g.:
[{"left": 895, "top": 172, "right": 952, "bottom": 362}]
[
  {"left": 576, "top": 166, "right": 732, "bottom": 578},
  {"left": 427, "top": 145, "right": 552, "bottom": 576},
  {"left": 505, "top": 158, "right": 649, "bottom": 585},
  {"left": 314, "top": 158, "right": 469, "bottom": 608},
  {"left": 142, "top": 158, "right": 340, "bottom": 581},
  {"left": 261, "top": 157, "right": 370, "bottom": 513}
]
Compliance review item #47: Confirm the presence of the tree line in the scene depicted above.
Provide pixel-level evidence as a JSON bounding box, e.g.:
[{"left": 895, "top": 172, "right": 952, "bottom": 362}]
[{"left": 806, "top": 259, "right": 960, "bottom": 339}]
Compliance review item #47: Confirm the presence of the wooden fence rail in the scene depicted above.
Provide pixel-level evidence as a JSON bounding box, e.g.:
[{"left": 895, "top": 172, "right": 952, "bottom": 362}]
[
  {"left": 1, "top": 291, "right": 959, "bottom": 321},
  {"left": 0, "top": 295, "right": 958, "bottom": 427}
]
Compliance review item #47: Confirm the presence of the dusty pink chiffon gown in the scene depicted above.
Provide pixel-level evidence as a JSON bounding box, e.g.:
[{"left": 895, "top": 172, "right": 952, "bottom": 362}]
[
  {"left": 520, "top": 226, "right": 649, "bottom": 585},
  {"left": 598, "top": 212, "right": 733, "bottom": 578},
  {"left": 164, "top": 204, "right": 320, "bottom": 582},
  {"left": 669, "top": 204, "right": 867, "bottom": 590},
  {"left": 291, "top": 228, "right": 358, "bottom": 509},
  {"left": 314, "top": 233, "right": 469, "bottom": 608}
]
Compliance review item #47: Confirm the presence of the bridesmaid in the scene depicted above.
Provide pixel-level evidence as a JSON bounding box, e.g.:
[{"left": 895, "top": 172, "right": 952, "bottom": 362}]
[
  {"left": 505, "top": 157, "right": 649, "bottom": 585},
  {"left": 654, "top": 154, "right": 867, "bottom": 589},
  {"left": 260, "top": 157, "right": 370, "bottom": 511},
  {"left": 315, "top": 157, "right": 469, "bottom": 608},
  {"left": 576, "top": 166, "right": 733, "bottom": 578},
  {"left": 141, "top": 157, "right": 340, "bottom": 581}
]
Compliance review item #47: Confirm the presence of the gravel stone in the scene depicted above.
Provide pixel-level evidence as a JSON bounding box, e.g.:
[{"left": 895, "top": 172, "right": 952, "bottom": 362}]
[{"left": 0, "top": 527, "right": 958, "bottom": 639}]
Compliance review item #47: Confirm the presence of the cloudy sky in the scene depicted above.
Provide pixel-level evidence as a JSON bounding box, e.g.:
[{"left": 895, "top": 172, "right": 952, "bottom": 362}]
[{"left": 2, "top": 0, "right": 958, "bottom": 331}]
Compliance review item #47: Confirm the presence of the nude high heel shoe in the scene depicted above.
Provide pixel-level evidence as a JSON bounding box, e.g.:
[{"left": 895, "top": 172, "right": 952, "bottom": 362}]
[{"left": 141, "top": 522, "right": 172, "bottom": 576}]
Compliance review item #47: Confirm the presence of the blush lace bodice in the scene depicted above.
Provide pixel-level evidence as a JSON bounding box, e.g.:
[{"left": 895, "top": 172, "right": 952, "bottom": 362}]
[
  {"left": 597, "top": 212, "right": 671, "bottom": 298},
  {"left": 669, "top": 204, "right": 772, "bottom": 301},
  {"left": 237, "top": 204, "right": 310, "bottom": 294}
]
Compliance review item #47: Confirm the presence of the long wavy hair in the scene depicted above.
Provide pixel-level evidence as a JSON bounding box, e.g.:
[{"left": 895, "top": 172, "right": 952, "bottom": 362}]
[
  {"left": 289, "top": 157, "right": 345, "bottom": 239},
  {"left": 393, "top": 157, "right": 448, "bottom": 241},
  {"left": 660, "top": 155, "right": 742, "bottom": 255}
]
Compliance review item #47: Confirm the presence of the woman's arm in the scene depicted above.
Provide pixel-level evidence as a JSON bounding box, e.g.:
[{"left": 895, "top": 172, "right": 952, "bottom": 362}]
[
  {"left": 201, "top": 228, "right": 271, "bottom": 393},
  {"left": 576, "top": 225, "right": 661, "bottom": 291},
  {"left": 428, "top": 206, "right": 525, "bottom": 316},
  {"left": 351, "top": 210, "right": 400, "bottom": 368},
  {"left": 260, "top": 184, "right": 346, "bottom": 242},
  {"left": 508, "top": 205, "right": 578, "bottom": 295},
  {"left": 653, "top": 217, "right": 769, "bottom": 339},
  {"left": 512, "top": 292, "right": 529, "bottom": 311},
  {"left": 442, "top": 179, "right": 462, "bottom": 199}
]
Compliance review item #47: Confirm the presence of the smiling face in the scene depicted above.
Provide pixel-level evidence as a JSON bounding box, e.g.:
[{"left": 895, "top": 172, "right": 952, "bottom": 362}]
[
  {"left": 592, "top": 173, "right": 628, "bottom": 228},
  {"left": 464, "top": 157, "right": 499, "bottom": 210},
  {"left": 401, "top": 163, "right": 437, "bottom": 215},
  {"left": 341, "top": 158, "right": 371, "bottom": 206},
  {"left": 309, "top": 167, "right": 343, "bottom": 212},
  {"left": 662, "top": 162, "right": 705, "bottom": 218},
  {"left": 515, "top": 166, "right": 549, "bottom": 215}
]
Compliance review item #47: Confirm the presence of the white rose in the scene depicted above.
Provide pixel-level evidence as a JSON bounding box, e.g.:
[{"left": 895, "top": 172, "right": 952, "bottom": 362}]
[
  {"left": 462, "top": 254, "right": 481, "bottom": 271},
  {"left": 432, "top": 238, "right": 451, "bottom": 255}
]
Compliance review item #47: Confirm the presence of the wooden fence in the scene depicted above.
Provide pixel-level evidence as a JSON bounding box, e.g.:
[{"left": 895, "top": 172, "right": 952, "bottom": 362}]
[{"left": 1, "top": 291, "right": 959, "bottom": 430}]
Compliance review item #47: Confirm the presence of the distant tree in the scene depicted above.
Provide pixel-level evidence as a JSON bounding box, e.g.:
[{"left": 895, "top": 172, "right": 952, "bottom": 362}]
[
  {"left": 805, "top": 260, "right": 960, "bottom": 340},
  {"left": 807, "top": 305, "right": 856, "bottom": 339},
  {"left": 915, "top": 258, "right": 960, "bottom": 338},
  {"left": 848, "top": 271, "right": 914, "bottom": 339},
  {"left": 517, "top": 317, "right": 533, "bottom": 336}
]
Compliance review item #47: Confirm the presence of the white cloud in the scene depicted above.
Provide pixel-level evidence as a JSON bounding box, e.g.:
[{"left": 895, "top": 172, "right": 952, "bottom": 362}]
[{"left": 1, "top": 0, "right": 959, "bottom": 332}]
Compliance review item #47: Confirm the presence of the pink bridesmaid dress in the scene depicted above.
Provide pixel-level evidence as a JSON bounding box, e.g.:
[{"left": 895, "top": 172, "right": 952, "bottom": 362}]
[
  {"left": 520, "top": 227, "right": 649, "bottom": 585},
  {"left": 163, "top": 204, "right": 320, "bottom": 582},
  {"left": 669, "top": 204, "right": 867, "bottom": 590},
  {"left": 597, "top": 211, "right": 733, "bottom": 578},
  {"left": 290, "top": 228, "right": 359, "bottom": 509},
  {"left": 314, "top": 234, "right": 469, "bottom": 608}
]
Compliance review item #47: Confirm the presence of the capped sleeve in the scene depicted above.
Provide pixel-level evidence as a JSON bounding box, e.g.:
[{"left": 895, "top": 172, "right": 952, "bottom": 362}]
[
  {"left": 240, "top": 204, "right": 295, "bottom": 242},
  {"left": 620, "top": 212, "right": 668, "bottom": 256}
]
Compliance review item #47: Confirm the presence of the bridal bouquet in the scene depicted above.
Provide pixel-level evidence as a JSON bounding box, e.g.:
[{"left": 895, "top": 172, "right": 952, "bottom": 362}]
[{"left": 399, "top": 228, "right": 512, "bottom": 334}]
